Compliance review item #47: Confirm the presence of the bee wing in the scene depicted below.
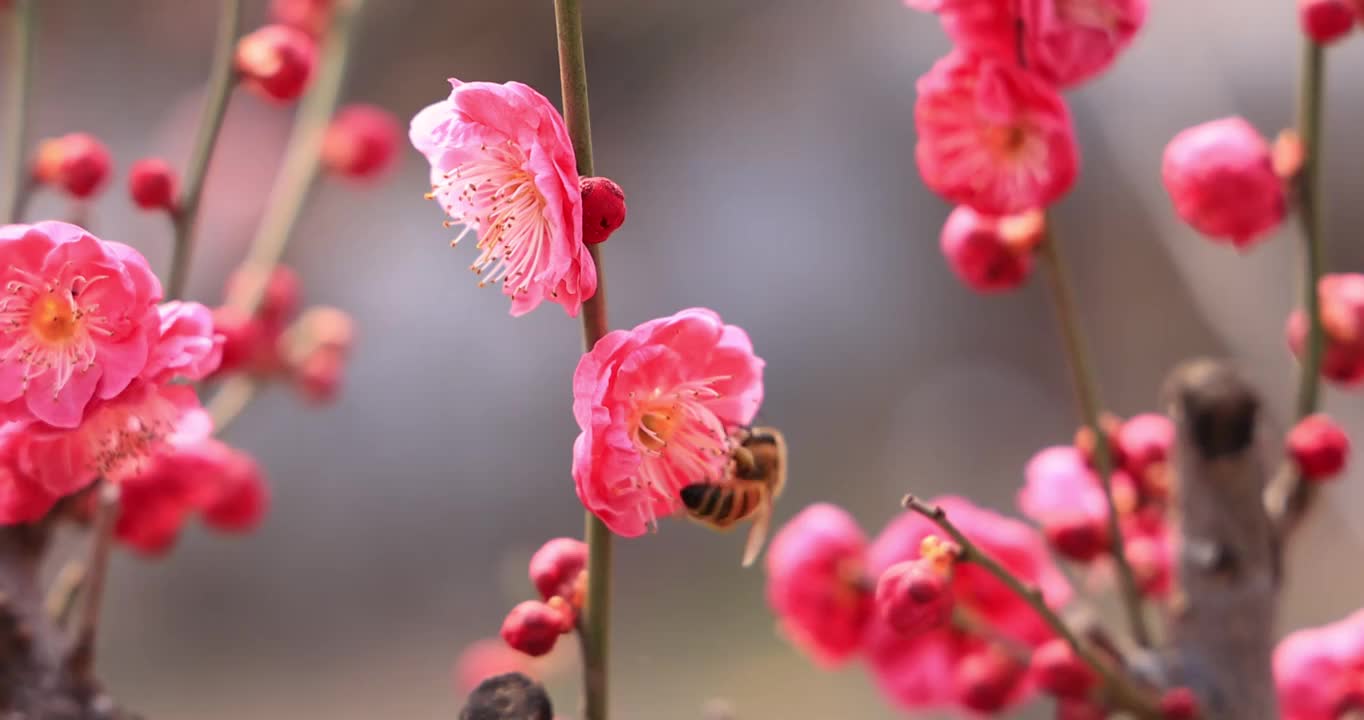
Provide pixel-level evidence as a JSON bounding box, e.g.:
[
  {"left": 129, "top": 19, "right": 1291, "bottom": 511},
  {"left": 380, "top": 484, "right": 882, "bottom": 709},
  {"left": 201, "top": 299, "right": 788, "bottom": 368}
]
[{"left": 740, "top": 505, "right": 772, "bottom": 568}]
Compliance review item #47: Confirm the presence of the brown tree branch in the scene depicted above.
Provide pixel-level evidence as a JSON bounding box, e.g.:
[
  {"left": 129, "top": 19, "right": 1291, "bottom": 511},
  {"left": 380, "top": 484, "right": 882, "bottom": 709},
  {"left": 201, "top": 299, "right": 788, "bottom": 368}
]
[{"left": 1164, "top": 359, "right": 1279, "bottom": 720}]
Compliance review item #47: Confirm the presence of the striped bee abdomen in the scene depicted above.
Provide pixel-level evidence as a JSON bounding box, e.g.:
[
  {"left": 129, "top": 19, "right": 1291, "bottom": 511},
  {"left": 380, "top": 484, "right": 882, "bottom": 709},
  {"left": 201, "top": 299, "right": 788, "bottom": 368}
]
[{"left": 680, "top": 482, "right": 762, "bottom": 530}]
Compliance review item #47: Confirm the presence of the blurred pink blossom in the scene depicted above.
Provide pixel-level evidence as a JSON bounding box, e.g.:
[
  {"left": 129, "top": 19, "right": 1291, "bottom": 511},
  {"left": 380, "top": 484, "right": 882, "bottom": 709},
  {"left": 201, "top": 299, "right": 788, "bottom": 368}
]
[{"left": 1162, "top": 116, "right": 1286, "bottom": 249}]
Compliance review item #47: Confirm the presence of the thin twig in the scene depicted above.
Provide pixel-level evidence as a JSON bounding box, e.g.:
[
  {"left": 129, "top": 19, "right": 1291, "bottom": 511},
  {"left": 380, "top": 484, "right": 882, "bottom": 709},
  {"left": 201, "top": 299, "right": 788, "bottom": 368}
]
[
  {"left": 207, "top": 374, "right": 259, "bottom": 434},
  {"left": 553, "top": 2, "right": 612, "bottom": 719},
  {"left": 1270, "top": 39, "right": 1327, "bottom": 538},
  {"left": 44, "top": 560, "right": 86, "bottom": 628},
  {"left": 2, "top": 0, "right": 37, "bottom": 224},
  {"left": 65, "top": 481, "right": 120, "bottom": 682},
  {"left": 166, "top": 0, "right": 243, "bottom": 299},
  {"left": 901, "top": 494, "right": 1163, "bottom": 719},
  {"left": 225, "top": 0, "right": 366, "bottom": 316},
  {"left": 1036, "top": 229, "right": 1152, "bottom": 648}
]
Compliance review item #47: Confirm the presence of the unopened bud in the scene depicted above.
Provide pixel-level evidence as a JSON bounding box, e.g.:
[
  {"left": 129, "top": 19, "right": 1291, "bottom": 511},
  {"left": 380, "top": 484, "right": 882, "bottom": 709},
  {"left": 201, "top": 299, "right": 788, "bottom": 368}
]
[
  {"left": 235, "top": 25, "right": 316, "bottom": 102},
  {"left": 128, "top": 158, "right": 179, "bottom": 212},
  {"left": 579, "top": 176, "right": 627, "bottom": 245}
]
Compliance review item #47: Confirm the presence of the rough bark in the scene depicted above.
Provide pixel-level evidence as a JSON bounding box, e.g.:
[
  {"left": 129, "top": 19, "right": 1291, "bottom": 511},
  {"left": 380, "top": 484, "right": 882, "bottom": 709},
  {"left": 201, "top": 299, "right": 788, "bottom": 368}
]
[
  {"left": 0, "top": 524, "right": 135, "bottom": 719},
  {"left": 1164, "top": 359, "right": 1280, "bottom": 720}
]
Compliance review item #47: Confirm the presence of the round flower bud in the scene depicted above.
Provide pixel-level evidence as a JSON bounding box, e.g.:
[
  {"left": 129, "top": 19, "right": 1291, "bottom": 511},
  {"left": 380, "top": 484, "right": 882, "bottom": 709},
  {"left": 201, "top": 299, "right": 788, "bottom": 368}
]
[
  {"left": 580, "top": 176, "right": 627, "bottom": 245},
  {"left": 1031, "top": 638, "right": 1096, "bottom": 700},
  {"left": 1159, "top": 687, "right": 1199, "bottom": 720},
  {"left": 128, "top": 158, "right": 179, "bottom": 211},
  {"left": 323, "top": 104, "right": 401, "bottom": 179},
  {"left": 1287, "top": 413, "right": 1350, "bottom": 482},
  {"left": 500, "top": 600, "right": 572, "bottom": 658},
  {"left": 235, "top": 25, "right": 316, "bottom": 102},
  {"left": 1162, "top": 117, "right": 1285, "bottom": 249},
  {"left": 528, "top": 537, "right": 588, "bottom": 603},
  {"left": 954, "top": 647, "right": 1026, "bottom": 714},
  {"left": 940, "top": 205, "right": 1034, "bottom": 293},
  {"left": 1300, "top": 0, "right": 1356, "bottom": 44},
  {"left": 1289, "top": 274, "right": 1364, "bottom": 386},
  {"left": 33, "top": 133, "right": 112, "bottom": 199},
  {"left": 874, "top": 558, "right": 953, "bottom": 637},
  {"left": 211, "top": 306, "right": 266, "bottom": 376},
  {"left": 1043, "top": 514, "right": 1109, "bottom": 563}
]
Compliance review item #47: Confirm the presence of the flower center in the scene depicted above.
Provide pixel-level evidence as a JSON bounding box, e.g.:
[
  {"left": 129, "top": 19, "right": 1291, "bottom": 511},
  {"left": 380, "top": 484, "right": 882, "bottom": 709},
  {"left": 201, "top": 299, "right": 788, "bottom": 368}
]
[
  {"left": 427, "top": 142, "right": 553, "bottom": 295},
  {"left": 624, "top": 376, "right": 732, "bottom": 531},
  {"left": 30, "top": 293, "right": 80, "bottom": 344},
  {"left": 984, "top": 124, "right": 1029, "bottom": 158}
]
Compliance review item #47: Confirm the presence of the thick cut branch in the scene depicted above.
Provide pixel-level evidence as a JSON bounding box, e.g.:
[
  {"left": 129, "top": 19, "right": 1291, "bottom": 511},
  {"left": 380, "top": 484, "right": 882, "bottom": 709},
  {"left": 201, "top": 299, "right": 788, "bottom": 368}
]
[
  {"left": 0, "top": 525, "right": 135, "bottom": 719},
  {"left": 1165, "top": 359, "right": 1279, "bottom": 720}
]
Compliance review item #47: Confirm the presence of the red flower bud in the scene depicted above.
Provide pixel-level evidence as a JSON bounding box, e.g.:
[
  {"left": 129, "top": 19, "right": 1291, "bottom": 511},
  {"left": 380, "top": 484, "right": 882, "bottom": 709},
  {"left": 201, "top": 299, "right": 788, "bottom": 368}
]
[
  {"left": 227, "top": 265, "right": 301, "bottom": 330},
  {"left": 33, "top": 133, "right": 112, "bottom": 199},
  {"left": 1300, "top": 0, "right": 1356, "bottom": 44},
  {"left": 1162, "top": 117, "right": 1285, "bottom": 249},
  {"left": 128, "top": 158, "right": 179, "bottom": 211},
  {"left": 579, "top": 176, "right": 627, "bottom": 245},
  {"left": 292, "top": 346, "right": 346, "bottom": 405},
  {"left": 954, "top": 646, "right": 1026, "bottom": 714},
  {"left": 529, "top": 537, "right": 588, "bottom": 603},
  {"left": 235, "top": 25, "right": 316, "bottom": 102},
  {"left": 939, "top": 205, "right": 1033, "bottom": 293},
  {"left": 874, "top": 558, "right": 953, "bottom": 636},
  {"left": 201, "top": 452, "right": 269, "bottom": 532},
  {"left": 1044, "top": 514, "right": 1109, "bottom": 563},
  {"left": 500, "top": 600, "right": 572, "bottom": 657},
  {"left": 1126, "top": 535, "right": 1172, "bottom": 598},
  {"left": 1031, "top": 638, "right": 1096, "bottom": 700},
  {"left": 323, "top": 104, "right": 401, "bottom": 179},
  {"left": 1159, "top": 687, "right": 1199, "bottom": 720},
  {"left": 1287, "top": 413, "right": 1350, "bottom": 482},
  {"left": 211, "top": 306, "right": 266, "bottom": 376}
]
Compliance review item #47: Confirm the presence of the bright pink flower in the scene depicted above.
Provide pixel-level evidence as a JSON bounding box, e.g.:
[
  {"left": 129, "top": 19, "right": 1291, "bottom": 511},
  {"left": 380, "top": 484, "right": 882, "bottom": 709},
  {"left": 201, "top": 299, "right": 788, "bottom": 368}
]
[
  {"left": 939, "top": 205, "right": 1034, "bottom": 293},
  {"left": 765, "top": 504, "right": 874, "bottom": 667},
  {"left": 23, "top": 382, "right": 205, "bottom": 495},
  {"left": 0, "top": 222, "right": 162, "bottom": 428},
  {"left": 235, "top": 25, "right": 316, "bottom": 102},
  {"left": 1287, "top": 413, "right": 1350, "bottom": 482},
  {"left": 1162, "top": 117, "right": 1286, "bottom": 249},
  {"left": 1275, "top": 609, "right": 1364, "bottom": 720},
  {"left": 1289, "top": 274, "right": 1364, "bottom": 386},
  {"left": 323, "top": 104, "right": 401, "bottom": 180},
  {"left": 453, "top": 638, "right": 540, "bottom": 695},
  {"left": 501, "top": 599, "right": 573, "bottom": 658},
  {"left": 1018, "top": 446, "right": 1110, "bottom": 562},
  {"left": 410, "top": 79, "right": 596, "bottom": 317},
  {"left": 116, "top": 432, "right": 265, "bottom": 554},
  {"left": 916, "top": 50, "right": 1079, "bottom": 216},
  {"left": 906, "top": 0, "right": 1148, "bottom": 88},
  {"left": 529, "top": 537, "right": 588, "bottom": 604},
  {"left": 128, "top": 158, "right": 179, "bottom": 212},
  {"left": 1300, "top": 0, "right": 1356, "bottom": 44},
  {"left": 875, "top": 544, "right": 955, "bottom": 637},
  {"left": 866, "top": 496, "right": 1067, "bottom": 712},
  {"left": 142, "top": 301, "right": 223, "bottom": 383},
  {"left": 0, "top": 423, "right": 59, "bottom": 524},
  {"left": 571, "top": 308, "right": 763, "bottom": 536},
  {"left": 33, "top": 133, "right": 112, "bottom": 199},
  {"left": 580, "top": 177, "right": 627, "bottom": 246}
]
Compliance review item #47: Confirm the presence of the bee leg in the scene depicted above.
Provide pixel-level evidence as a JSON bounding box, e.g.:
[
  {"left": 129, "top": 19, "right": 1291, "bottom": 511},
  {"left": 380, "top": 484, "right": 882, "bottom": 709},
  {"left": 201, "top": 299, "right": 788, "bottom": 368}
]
[{"left": 740, "top": 504, "right": 772, "bottom": 568}]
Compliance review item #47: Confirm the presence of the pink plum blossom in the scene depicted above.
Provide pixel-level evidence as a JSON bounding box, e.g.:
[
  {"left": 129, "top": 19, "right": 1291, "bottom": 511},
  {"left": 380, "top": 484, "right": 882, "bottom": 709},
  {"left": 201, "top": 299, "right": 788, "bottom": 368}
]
[
  {"left": 23, "top": 382, "right": 207, "bottom": 496},
  {"left": 866, "top": 496, "right": 1066, "bottom": 713},
  {"left": 0, "top": 222, "right": 162, "bottom": 428},
  {"left": 0, "top": 422, "right": 59, "bottom": 524},
  {"left": 571, "top": 308, "right": 763, "bottom": 537},
  {"left": 765, "top": 503, "right": 875, "bottom": 666},
  {"left": 1018, "top": 445, "right": 1110, "bottom": 561},
  {"left": 1288, "top": 273, "right": 1364, "bottom": 386},
  {"left": 142, "top": 301, "right": 223, "bottom": 383},
  {"left": 904, "top": 0, "right": 1149, "bottom": 88},
  {"left": 410, "top": 80, "right": 596, "bottom": 317},
  {"left": 916, "top": 50, "right": 1079, "bottom": 216},
  {"left": 1275, "top": 608, "right": 1364, "bottom": 720},
  {"left": 1162, "top": 117, "right": 1286, "bottom": 249}
]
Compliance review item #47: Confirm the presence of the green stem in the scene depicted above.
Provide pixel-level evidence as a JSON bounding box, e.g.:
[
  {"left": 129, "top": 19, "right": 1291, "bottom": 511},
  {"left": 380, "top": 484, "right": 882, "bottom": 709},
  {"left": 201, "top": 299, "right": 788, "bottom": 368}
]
[
  {"left": 553, "top": 2, "right": 611, "bottom": 719},
  {"left": 2, "top": 0, "right": 37, "bottom": 224},
  {"left": 1036, "top": 230, "right": 1152, "bottom": 648},
  {"left": 226, "top": 0, "right": 365, "bottom": 315},
  {"left": 167, "top": 0, "right": 242, "bottom": 300},
  {"left": 1294, "top": 41, "right": 1325, "bottom": 421},
  {"left": 903, "top": 495, "right": 1163, "bottom": 719}
]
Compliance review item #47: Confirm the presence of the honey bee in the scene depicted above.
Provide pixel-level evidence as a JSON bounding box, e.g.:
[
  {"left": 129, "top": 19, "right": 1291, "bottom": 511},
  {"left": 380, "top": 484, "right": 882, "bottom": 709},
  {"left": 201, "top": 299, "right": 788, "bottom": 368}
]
[{"left": 679, "top": 426, "right": 787, "bottom": 567}]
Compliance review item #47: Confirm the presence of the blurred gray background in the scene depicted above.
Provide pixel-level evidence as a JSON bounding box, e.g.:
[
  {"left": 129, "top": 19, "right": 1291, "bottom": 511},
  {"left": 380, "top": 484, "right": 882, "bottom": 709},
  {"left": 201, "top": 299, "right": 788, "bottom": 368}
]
[{"left": 4, "top": 1, "right": 1364, "bottom": 718}]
